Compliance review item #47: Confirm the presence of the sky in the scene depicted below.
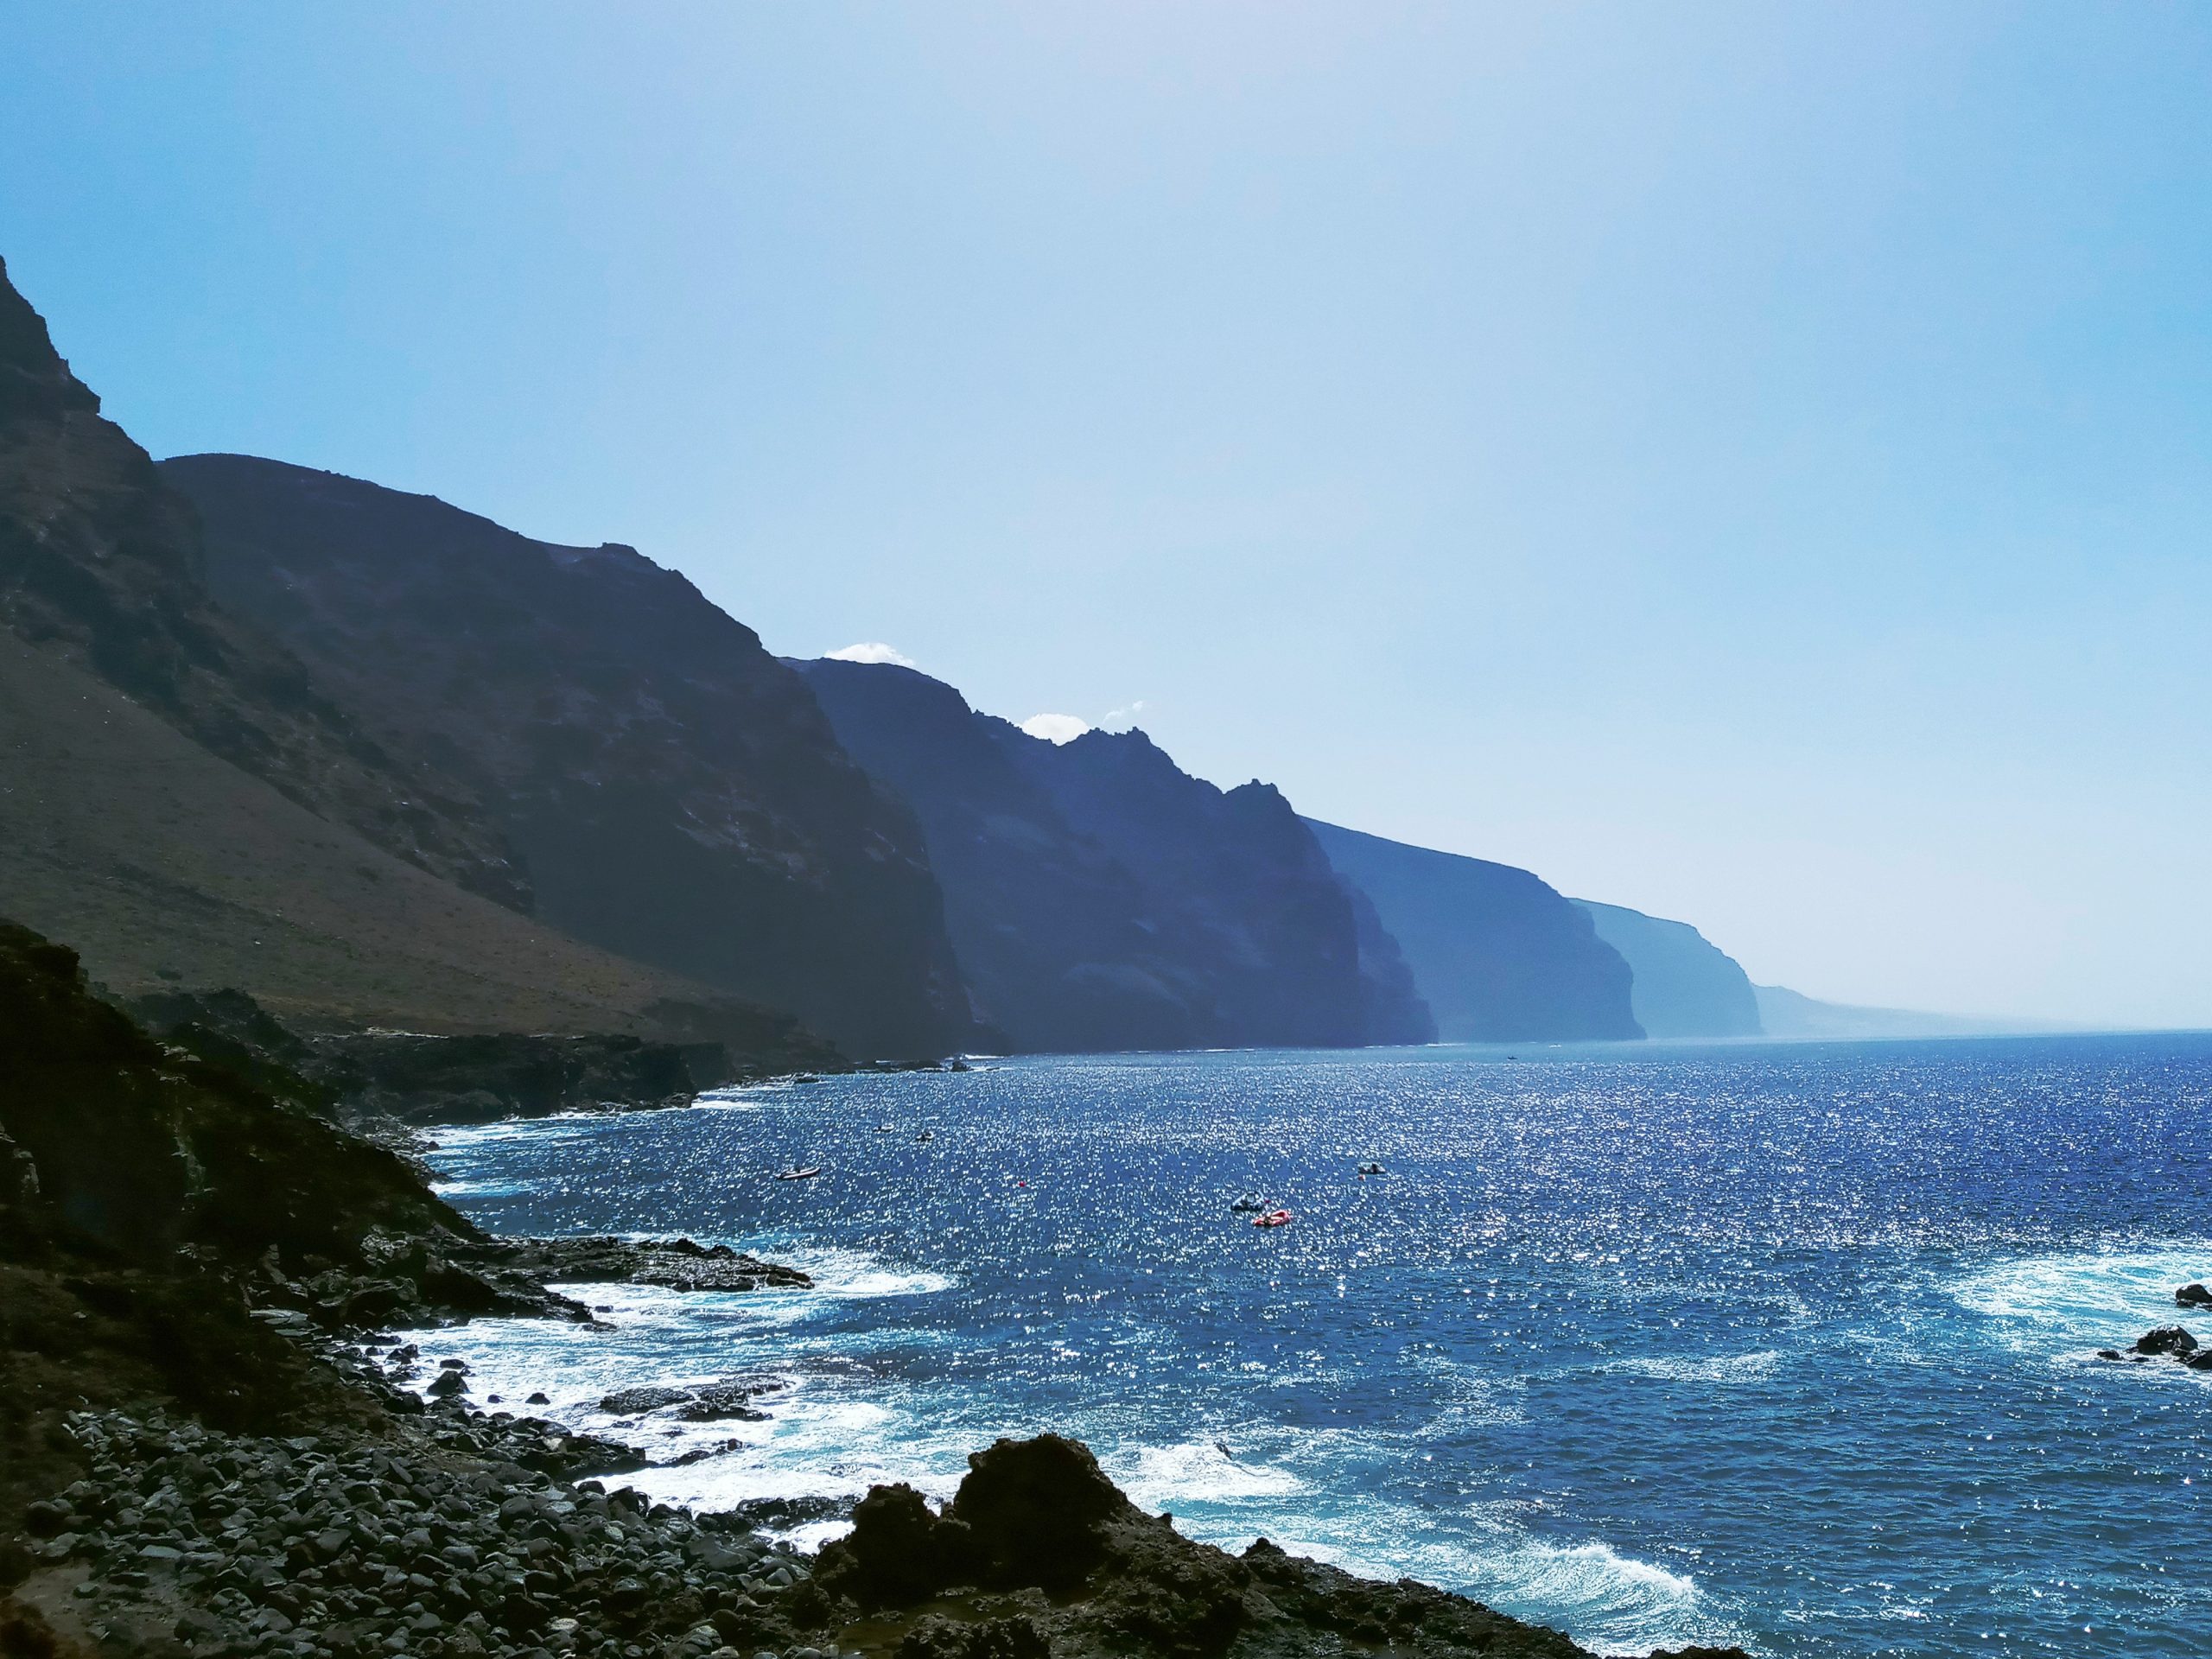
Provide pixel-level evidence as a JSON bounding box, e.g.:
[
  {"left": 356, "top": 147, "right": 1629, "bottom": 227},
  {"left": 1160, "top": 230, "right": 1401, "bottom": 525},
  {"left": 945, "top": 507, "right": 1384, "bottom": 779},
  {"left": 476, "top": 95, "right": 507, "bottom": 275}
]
[{"left": 3, "top": 3, "right": 2209, "bottom": 1027}]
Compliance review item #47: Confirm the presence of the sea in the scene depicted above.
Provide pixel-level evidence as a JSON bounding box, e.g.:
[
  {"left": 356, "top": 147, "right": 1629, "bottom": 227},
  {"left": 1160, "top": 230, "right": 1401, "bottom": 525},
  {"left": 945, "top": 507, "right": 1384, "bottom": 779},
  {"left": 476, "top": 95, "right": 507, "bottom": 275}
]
[{"left": 399, "top": 1034, "right": 2212, "bottom": 1657}]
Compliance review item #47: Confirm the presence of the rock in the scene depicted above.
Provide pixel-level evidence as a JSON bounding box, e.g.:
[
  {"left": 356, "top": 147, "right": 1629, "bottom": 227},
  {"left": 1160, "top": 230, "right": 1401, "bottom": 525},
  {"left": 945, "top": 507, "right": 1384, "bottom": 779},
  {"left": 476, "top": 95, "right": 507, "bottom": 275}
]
[
  {"left": 426, "top": 1370, "right": 468, "bottom": 1397},
  {"left": 951, "top": 1434, "right": 1128, "bottom": 1592},
  {"left": 600, "top": 1386, "right": 694, "bottom": 1415},
  {"left": 2134, "top": 1325, "right": 2197, "bottom": 1357},
  {"left": 2177, "top": 1283, "right": 2212, "bottom": 1308},
  {"left": 2185, "top": 1350, "right": 2212, "bottom": 1372},
  {"left": 898, "top": 1615, "right": 1049, "bottom": 1659}
]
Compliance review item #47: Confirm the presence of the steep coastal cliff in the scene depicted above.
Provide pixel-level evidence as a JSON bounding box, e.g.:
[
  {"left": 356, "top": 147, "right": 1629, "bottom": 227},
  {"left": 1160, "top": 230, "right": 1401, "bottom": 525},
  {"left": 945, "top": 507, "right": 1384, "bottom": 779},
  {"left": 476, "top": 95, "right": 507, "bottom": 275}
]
[
  {"left": 162, "top": 454, "right": 972, "bottom": 1059},
  {"left": 799, "top": 658, "right": 1432, "bottom": 1052},
  {"left": 1572, "top": 900, "right": 1763, "bottom": 1039},
  {"left": 1304, "top": 820, "right": 1642, "bottom": 1042},
  {"left": 0, "top": 257, "right": 524, "bottom": 908}
]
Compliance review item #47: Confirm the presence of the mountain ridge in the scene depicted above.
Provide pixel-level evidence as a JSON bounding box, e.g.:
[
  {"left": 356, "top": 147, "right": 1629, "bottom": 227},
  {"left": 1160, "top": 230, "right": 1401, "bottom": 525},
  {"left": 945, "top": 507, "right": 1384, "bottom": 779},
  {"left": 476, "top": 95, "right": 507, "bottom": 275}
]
[
  {"left": 162, "top": 452, "right": 974, "bottom": 1058},
  {"left": 797, "top": 657, "right": 1433, "bottom": 1052}
]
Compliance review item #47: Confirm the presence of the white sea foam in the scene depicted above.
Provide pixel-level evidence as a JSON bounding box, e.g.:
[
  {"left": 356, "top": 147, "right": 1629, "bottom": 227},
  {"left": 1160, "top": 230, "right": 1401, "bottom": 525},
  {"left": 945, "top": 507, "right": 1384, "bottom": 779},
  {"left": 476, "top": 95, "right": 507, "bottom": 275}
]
[
  {"left": 1246, "top": 1507, "right": 1738, "bottom": 1658},
  {"left": 1947, "top": 1246, "right": 2212, "bottom": 1356},
  {"left": 1110, "top": 1440, "right": 1307, "bottom": 1507}
]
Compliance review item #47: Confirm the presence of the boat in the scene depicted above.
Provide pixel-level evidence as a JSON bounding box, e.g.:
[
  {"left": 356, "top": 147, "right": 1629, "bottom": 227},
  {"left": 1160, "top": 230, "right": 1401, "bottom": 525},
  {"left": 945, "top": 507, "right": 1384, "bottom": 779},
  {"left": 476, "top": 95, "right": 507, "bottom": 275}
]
[
  {"left": 1357, "top": 1161, "right": 1384, "bottom": 1176},
  {"left": 915, "top": 1129, "right": 935, "bottom": 1143},
  {"left": 773, "top": 1166, "right": 822, "bottom": 1181},
  {"left": 1251, "top": 1209, "right": 1293, "bottom": 1229},
  {"left": 1230, "top": 1194, "right": 1268, "bottom": 1211}
]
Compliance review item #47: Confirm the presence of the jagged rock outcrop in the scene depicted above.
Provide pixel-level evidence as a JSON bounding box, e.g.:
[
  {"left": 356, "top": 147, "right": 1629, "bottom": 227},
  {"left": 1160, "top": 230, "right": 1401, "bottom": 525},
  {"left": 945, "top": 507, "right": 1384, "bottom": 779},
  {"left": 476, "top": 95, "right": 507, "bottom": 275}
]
[
  {"left": 1305, "top": 820, "right": 1642, "bottom": 1042},
  {"left": 162, "top": 454, "right": 970, "bottom": 1059},
  {"left": 0, "top": 918, "right": 461, "bottom": 1267},
  {"left": 798, "top": 659, "right": 1432, "bottom": 1052},
  {"left": 1571, "top": 900, "right": 1763, "bottom": 1039},
  {"left": 817, "top": 1434, "right": 1748, "bottom": 1659},
  {"left": 0, "top": 256, "right": 527, "bottom": 908}
]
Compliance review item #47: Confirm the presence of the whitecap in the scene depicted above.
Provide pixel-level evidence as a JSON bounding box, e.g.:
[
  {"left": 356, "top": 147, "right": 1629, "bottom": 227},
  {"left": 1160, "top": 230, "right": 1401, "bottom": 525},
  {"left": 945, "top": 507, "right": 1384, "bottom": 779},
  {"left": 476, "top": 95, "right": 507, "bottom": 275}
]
[
  {"left": 1946, "top": 1246, "right": 2212, "bottom": 1355},
  {"left": 1109, "top": 1440, "right": 1307, "bottom": 1507}
]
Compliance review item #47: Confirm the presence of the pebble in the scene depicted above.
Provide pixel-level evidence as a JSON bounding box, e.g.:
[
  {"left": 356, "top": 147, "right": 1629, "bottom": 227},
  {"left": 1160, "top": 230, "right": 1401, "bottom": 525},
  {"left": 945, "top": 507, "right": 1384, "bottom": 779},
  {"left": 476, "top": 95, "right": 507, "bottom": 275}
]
[{"left": 36, "top": 1404, "right": 821, "bottom": 1659}]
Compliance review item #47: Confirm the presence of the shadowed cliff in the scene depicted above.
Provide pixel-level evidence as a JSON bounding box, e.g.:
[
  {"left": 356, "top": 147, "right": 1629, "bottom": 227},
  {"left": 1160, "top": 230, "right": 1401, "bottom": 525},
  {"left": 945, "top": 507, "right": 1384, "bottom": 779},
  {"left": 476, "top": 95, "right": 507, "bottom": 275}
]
[
  {"left": 162, "top": 454, "right": 973, "bottom": 1059},
  {"left": 1304, "top": 820, "right": 1641, "bottom": 1042},
  {"left": 798, "top": 659, "right": 1432, "bottom": 1052},
  {"left": 1573, "top": 900, "right": 1763, "bottom": 1039},
  {"left": 0, "top": 256, "right": 525, "bottom": 908}
]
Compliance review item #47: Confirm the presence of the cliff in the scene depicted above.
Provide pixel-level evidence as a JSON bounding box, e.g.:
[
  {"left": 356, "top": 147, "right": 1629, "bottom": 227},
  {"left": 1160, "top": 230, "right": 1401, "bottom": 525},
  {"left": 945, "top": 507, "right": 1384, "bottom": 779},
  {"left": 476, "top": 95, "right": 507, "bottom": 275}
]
[
  {"left": 1572, "top": 900, "right": 1763, "bottom": 1039},
  {"left": 1303, "top": 820, "right": 1642, "bottom": 1042},
  {"left": 1751, "top": 984, "right": 2051, "bottom": 1039},
  {"left": 162, "top": 454, "right": 973, "bottom": 1058},
  {"left": 798, "top": 659, "right": 1432, "bottom": 1051},
  {"left": 0, "top": 257, "right": 525, "bottom": 908}
]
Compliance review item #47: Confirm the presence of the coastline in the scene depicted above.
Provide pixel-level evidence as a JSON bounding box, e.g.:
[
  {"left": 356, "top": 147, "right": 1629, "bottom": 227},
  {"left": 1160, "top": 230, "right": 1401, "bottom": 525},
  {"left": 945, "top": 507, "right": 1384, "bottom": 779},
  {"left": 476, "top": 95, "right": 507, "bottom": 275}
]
[{"left": 4, "top": 1233, "right": 1747, "bottom": 1659}]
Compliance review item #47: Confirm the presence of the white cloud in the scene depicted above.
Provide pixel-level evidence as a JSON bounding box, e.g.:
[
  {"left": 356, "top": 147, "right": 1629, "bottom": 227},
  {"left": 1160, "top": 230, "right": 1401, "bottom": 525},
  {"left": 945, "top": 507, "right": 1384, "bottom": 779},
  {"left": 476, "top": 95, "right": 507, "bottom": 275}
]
[
  {"left": 1101, "top": 700, "right": 1147, "bottom": 728},
  {"left": 825, "top": 641, "right": 916, "bottom": 668},
  {"left": 1020, "top": 713, "right": 1092, "bottom": 745}
]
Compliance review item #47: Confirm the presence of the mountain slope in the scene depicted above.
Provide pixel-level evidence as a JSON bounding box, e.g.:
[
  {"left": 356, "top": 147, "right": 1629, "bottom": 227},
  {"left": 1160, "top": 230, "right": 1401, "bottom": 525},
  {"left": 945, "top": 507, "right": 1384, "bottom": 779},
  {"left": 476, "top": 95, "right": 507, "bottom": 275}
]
[
  {"left": 1573, "top": 899, "right": 1763, "bottom": 1039},
  {"left": 0, "top": 257, "right": 526, "bottom": 908},
  {"left": 1304, "top": 820, "right": 1642, "bottom": 1042},
  {"left": 798, "top": 658, "right": 1431, "bottom": 1051},
  {"left": 162, "top": 454, "right": 971, "bottom": 1058},
  {"left": 0, "top": 634, "right": 819, "bottom": 1052}
]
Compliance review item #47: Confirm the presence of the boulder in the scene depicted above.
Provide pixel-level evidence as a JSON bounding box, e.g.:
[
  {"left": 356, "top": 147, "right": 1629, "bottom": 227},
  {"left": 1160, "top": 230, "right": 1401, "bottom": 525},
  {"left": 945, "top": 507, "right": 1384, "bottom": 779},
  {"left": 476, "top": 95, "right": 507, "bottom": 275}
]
[
  {"left": 2177, "top": 1283, "right": 2212, "bottom": 1309},
  {"left": 2134, "top": 1326, "right": 2197, "bottom": 1357}
]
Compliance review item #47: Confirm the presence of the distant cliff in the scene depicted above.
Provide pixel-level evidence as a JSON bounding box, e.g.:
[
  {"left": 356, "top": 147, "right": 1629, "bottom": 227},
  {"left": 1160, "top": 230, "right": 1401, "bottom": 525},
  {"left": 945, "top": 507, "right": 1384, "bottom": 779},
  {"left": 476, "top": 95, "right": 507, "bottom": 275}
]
[
  {"left": 162, "top": 454, "right": 971, "bottom": 1058},
  {"left": 1572, "top": 900, "right": 1763, "bottom": 1039},
  {"left": 798, "top": 659, "right": 1432, "bottom": 1052},
  {"left": 1752, "top": 984, "right": 2053, "bottom": 1039},
  {"left": 1303, "top": 820, "right": 1641, "bottom": 1042}
]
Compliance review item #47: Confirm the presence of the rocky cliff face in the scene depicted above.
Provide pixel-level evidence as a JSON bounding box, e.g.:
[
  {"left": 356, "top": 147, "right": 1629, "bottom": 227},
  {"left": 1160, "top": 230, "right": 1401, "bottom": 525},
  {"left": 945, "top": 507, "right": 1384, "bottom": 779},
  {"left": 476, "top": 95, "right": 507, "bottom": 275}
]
[
  {"left": 1572, "top": 900, "right": 1763, "bottom": 1039},
  {"left": 1305, "top": 820, "right": 1642, "bottom": 1042},
  {"left": 162, "top": 454, "right": 972, "bottom": 1059},
  {"left": 0, "top": 257, "right": 528, "bottom": 909},
  {"left": 799, "top": 659, "right": 1432, "bottom": 1052}
]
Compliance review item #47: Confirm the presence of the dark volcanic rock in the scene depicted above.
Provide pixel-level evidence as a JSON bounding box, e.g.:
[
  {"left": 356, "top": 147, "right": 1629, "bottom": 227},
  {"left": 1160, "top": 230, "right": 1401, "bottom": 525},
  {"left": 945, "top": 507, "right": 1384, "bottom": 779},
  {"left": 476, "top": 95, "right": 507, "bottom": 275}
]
[
  {"left": 818, "top": 1434, "right": 1738, "bottom": 1659},
  {"left": 1306, "top": 817, "right": 1642, "bottom": 1042},
  {"left": 2177, "top": 1282, "right": 2212, "bottom": 1309},
  {"left": 2135, "top": 1325, "right": 2198, "bottom": 1357},
  {"left": 0, "top": 919, "right": 461, "bottom": 1267},
  {"left": 799, "top": 658, "right": 1432, "bottom": 1052},
  {"left": 162, "top": 452, "right": 973, "bottom": 1059}
]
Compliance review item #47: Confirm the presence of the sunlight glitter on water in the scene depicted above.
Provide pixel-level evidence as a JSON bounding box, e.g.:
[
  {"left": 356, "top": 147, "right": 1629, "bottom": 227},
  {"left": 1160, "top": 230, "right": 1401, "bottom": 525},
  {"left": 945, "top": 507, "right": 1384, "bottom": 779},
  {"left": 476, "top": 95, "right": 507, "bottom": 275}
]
[{"left": 410, "top": 1035, "right": 2212, "bottom": 1658}]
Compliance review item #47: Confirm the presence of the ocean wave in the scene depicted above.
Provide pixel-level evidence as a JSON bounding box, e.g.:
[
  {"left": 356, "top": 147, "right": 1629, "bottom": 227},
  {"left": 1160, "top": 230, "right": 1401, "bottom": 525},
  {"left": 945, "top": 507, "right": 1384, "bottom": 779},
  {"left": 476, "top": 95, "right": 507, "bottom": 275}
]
[
  {"left": 1110, "top": 1440, "right": 1308, "bottom": 1507},
  {"left": 1946, "top": 1246, "right": 2212, "bottom": 1352},
  {"left": 1244, "top": 1504, "right": 1737, "bottom": 1658},
  {"left": 772, "top": 1244, "right": 958, "bottom": 1299}
]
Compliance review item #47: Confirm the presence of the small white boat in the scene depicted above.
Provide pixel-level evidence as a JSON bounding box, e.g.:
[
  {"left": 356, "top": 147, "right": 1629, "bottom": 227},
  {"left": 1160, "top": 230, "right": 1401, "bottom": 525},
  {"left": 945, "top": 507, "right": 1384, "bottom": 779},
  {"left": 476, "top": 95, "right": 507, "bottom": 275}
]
[{"left": 774, "top": 1166, "right": 823, "bottom": 1181}]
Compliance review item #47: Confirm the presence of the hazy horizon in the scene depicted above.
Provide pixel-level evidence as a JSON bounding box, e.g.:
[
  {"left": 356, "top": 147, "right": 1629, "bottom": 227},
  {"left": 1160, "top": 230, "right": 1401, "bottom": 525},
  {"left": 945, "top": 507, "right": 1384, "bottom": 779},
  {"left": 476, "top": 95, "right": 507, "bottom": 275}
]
[{"left": 5, "top": 3, "right": 2208, "bottom": 1027}]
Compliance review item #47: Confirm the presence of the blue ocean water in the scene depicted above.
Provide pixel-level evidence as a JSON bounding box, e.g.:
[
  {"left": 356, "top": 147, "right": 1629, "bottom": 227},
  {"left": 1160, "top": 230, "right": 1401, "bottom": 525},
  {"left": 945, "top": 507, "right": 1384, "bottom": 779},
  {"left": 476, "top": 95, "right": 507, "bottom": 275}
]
[{"left": 405, "top": 1036, "right": 2212, "bottom": 1656}]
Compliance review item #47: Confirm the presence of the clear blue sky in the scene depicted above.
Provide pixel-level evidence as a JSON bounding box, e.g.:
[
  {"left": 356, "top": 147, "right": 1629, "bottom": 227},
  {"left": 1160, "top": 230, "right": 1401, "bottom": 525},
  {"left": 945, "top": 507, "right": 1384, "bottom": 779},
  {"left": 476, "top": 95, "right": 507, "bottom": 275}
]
[{"left": 5, "top": 3, "right": 2208, "bottom": 1027}]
